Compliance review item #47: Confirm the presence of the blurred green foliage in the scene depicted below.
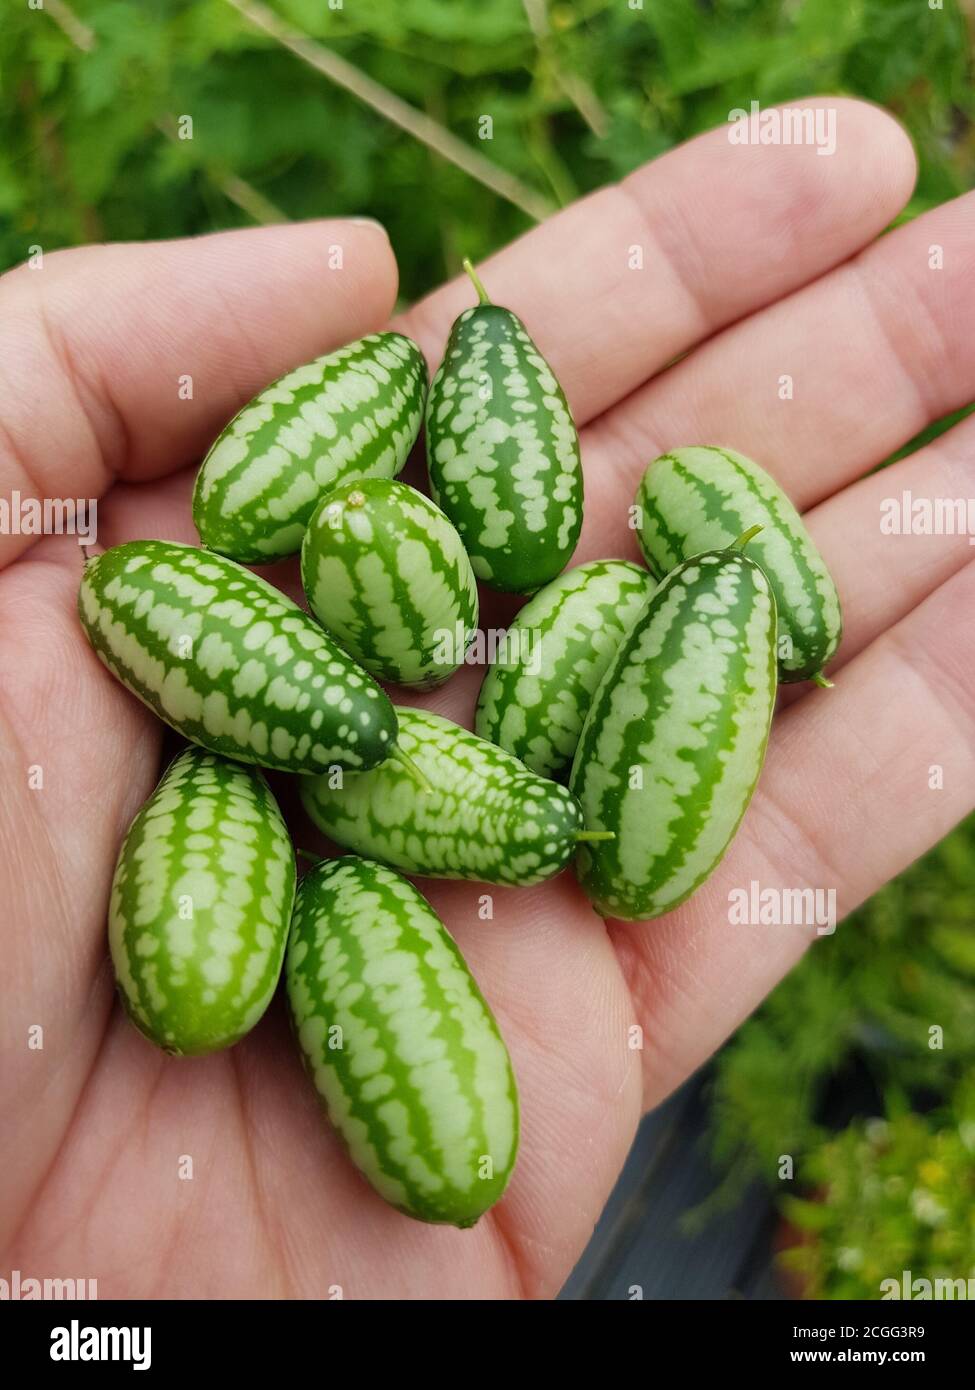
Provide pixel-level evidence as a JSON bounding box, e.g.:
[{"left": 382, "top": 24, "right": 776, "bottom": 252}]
[
  {"left": 708, "top": 819, "right": 975, "bottom": 1176},
  {"left": 780, "top": 1086, "right": 975, "bottom": 1299},
  {"left": 2, "top": 0, "right": 974, "bottom": 300},
  {"left": 705, "top": 816, "right": 975, "bottom": 1295},
  {"left": 3, "top": 0, "right": 975, "bottom": 1298}
]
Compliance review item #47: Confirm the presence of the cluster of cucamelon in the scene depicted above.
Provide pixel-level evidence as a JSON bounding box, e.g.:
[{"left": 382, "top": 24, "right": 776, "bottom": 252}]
[{"left": 81, "top": 259, "right": 841, "bottom": 1229}]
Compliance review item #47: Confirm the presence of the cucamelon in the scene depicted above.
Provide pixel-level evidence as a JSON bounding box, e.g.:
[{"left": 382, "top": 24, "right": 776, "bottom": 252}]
[
  {"left": 192, "top": 332, "right": 427, "bottom": 564},
  {"left": 569, "top": 537, "right": 777, "bottom": 920},
  {"left": 634, "top": 446, "right": 841, "bottom": 683},
  {"left": 300, "top": 707, "right": 609, "bottom": 887},
  {"left": 78, "top": 539, "right": 399, "bottom": 774},
  {"left": 286, "top": 856, "right": 519, "bottom": 1226},
  {"left": 300, "top": 477, "right": 478, "bottom": 689},
  {"left": 109, "top": 746, "right": 296, "bottom": 1055},
  {"left": 425, "top": 260, "right": 583, "bottom": 594},
  {"left": 474, "top": 559, "right": 655, "bottom": 779}
]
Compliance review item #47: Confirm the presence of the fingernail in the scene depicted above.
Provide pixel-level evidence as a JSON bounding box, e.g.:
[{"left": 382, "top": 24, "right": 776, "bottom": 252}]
[{"left": 350, "top": 217, "right": 389, "bottom": 237}]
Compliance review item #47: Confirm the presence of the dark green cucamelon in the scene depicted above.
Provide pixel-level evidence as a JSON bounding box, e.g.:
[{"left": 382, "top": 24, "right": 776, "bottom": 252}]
[
  {"left": 300, "top": 707, "right": 604, "bottom": 887},
  {"left": 78, "top": 540, "right": 398, "bottom": 773},
  {"left": 569, "top": 542, "right": 777, "bottom": 921},
  {"left": 109, "top": 747, "right": 296, "bottom": 1055},
  {"left": 425, "top": 260, "right": 583, "bottom": 595},
  {"left": 192, "top": 332, "right": 427, "bottom": 564},
  {"left": 300, "top": 478, "right": 478, "bottom": 689},
  {"left": 475, "top": 559, "right": 655, "bottom": 779},
  {"left": 634, "top": 446, "right": 841, "bottom": 683},
  {"left": 286, "top": 857, "right": 519, "bottom": 1227}
]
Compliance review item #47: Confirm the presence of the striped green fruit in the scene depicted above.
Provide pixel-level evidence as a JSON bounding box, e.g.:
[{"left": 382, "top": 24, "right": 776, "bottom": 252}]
[
  {"left": 286, "top": 856, "right": 519, "bottom": 1227},
  {"left": 300, "top": 477, "right": 478, "bottom": 689},
  {"left": 569, "top": 540, "right": 777, "bottom": 921},
  {"left": 109, "top": 746, "right": 296, "bottom": 1055},
  {"left": 635, "top": 446, "right": 842, "bottom": 684},
  {"left": 425, "top": 259, "right": 583, "bottom": 595},
  {"left": 475, "top": 559, "right": 656, "bottom": 780},
  {"left": 192, "top": 332, "right": 427, "bottom": 564},
  {"left": 300, "top": 707, "right": 606, "bottom": 887},
  {"left": 79, "top": 539, "right": 400, "bottom": 774}
]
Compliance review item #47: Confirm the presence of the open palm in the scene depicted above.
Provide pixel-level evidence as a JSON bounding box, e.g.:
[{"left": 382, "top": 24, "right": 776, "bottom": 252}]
[{"left": 3, "top": 99, "right": 973, "bottom": 1299}]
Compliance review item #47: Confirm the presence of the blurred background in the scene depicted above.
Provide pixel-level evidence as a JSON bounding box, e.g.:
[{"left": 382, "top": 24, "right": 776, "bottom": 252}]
[{"left": 3, "top": 0, "right": 974, "bottom": 1299}]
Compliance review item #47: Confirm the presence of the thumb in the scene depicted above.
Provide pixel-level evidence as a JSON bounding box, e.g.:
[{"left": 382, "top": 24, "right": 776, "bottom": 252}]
[{"left": 0, "top": 219, "right": 398, "bottom": 569}]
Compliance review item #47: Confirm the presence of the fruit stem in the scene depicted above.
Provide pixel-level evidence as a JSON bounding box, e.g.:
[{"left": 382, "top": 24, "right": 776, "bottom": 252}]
[
  {"left": 462, "top": 257, "right": 491, "bottom": 306},
  {"left": 731, "top": 524, "right": 764, "bottom": 551},
  {"left": 296, "top": 848, "right": 323, "bottom": 866},
  {"left": 810, "top": 671, "right": 834, "bottom": 689},
  {"left": 389, "top": 745, "right": 433, "bottom": 795},
  {"left": 575, "top": 830, "right": 615, "bottom": 843}
]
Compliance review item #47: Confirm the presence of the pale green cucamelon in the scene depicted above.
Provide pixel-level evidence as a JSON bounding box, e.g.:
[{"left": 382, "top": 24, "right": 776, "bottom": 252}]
[
  {"left": 193, "top": 332, "right": 428, "bottom": 564},
  {"left": 425, "top": 260, "right": 583, "bottom": 594},
  {"left": 109, "top": 747, "right": 296, "bottom": 1055},
  {"left": 635, "top": 446, "right": 841, "bottom": 683},
  {"left": 286, "top": 856, "right": 519, "bottom": 1226},
  {"left": 78, "top": 539, "right": 399, "bottom": 774},
  {"left": 475, "top": 559, "right": 656, "bottom": 779},
  {"left": 569, "top": 540, "right": 777, "bottom": 921},
  {"left": 300, "top": 707, "right": 604, "bottom": 887},
  {"left": 300, "top": 477, "right": 478, "bottom": 689}
]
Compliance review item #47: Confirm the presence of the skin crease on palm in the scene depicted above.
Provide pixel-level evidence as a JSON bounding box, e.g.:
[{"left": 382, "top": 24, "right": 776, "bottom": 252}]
[{"left": 2, "top": 95, "right": 974, "bottom": 1300}]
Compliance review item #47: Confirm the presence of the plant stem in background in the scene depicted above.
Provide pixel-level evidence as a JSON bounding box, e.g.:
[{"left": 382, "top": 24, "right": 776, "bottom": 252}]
[
  {"left": 43, "top": 0, "right": 95, "bottom": 52},
  {"left": 521, "top": 0, "right": 609, "bottom": 138},
  {"left": 222, "top": 0, "right": 557, "bottom": 223}
]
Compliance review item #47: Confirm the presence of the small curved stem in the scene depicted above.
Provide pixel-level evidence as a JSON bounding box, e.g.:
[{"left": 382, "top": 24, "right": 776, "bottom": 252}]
[
  {"left": 810, "top": 671, "right": 834, "bottom": 689},
  {"left": 462, "top": 257, "right": 491, "bottom": 305},
  {"left": 296, "top": 848, "right": 324, "bottom": 866},
  {"left": 389, "top": 745, "right": 432, "bottom": 795},
  {"left": 575, "top": 830, "right": 615, "bottom": 843},
  {"left": 730, "top": 524, "right": 764, "bottom": 552}
]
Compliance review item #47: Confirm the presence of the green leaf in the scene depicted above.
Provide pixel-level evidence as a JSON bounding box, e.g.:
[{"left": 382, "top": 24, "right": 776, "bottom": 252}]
[
  {"left": 642, "top": 0, "right": 703, "bottom": 80},
  {"left": 781, "top": 1195, "right": 833, "bottom": 1233}
]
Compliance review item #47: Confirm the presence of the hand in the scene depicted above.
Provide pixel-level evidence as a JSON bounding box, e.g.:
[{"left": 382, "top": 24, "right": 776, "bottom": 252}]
[{"left": 2, "top": 98, "right": 970, "bottom": 1299}]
